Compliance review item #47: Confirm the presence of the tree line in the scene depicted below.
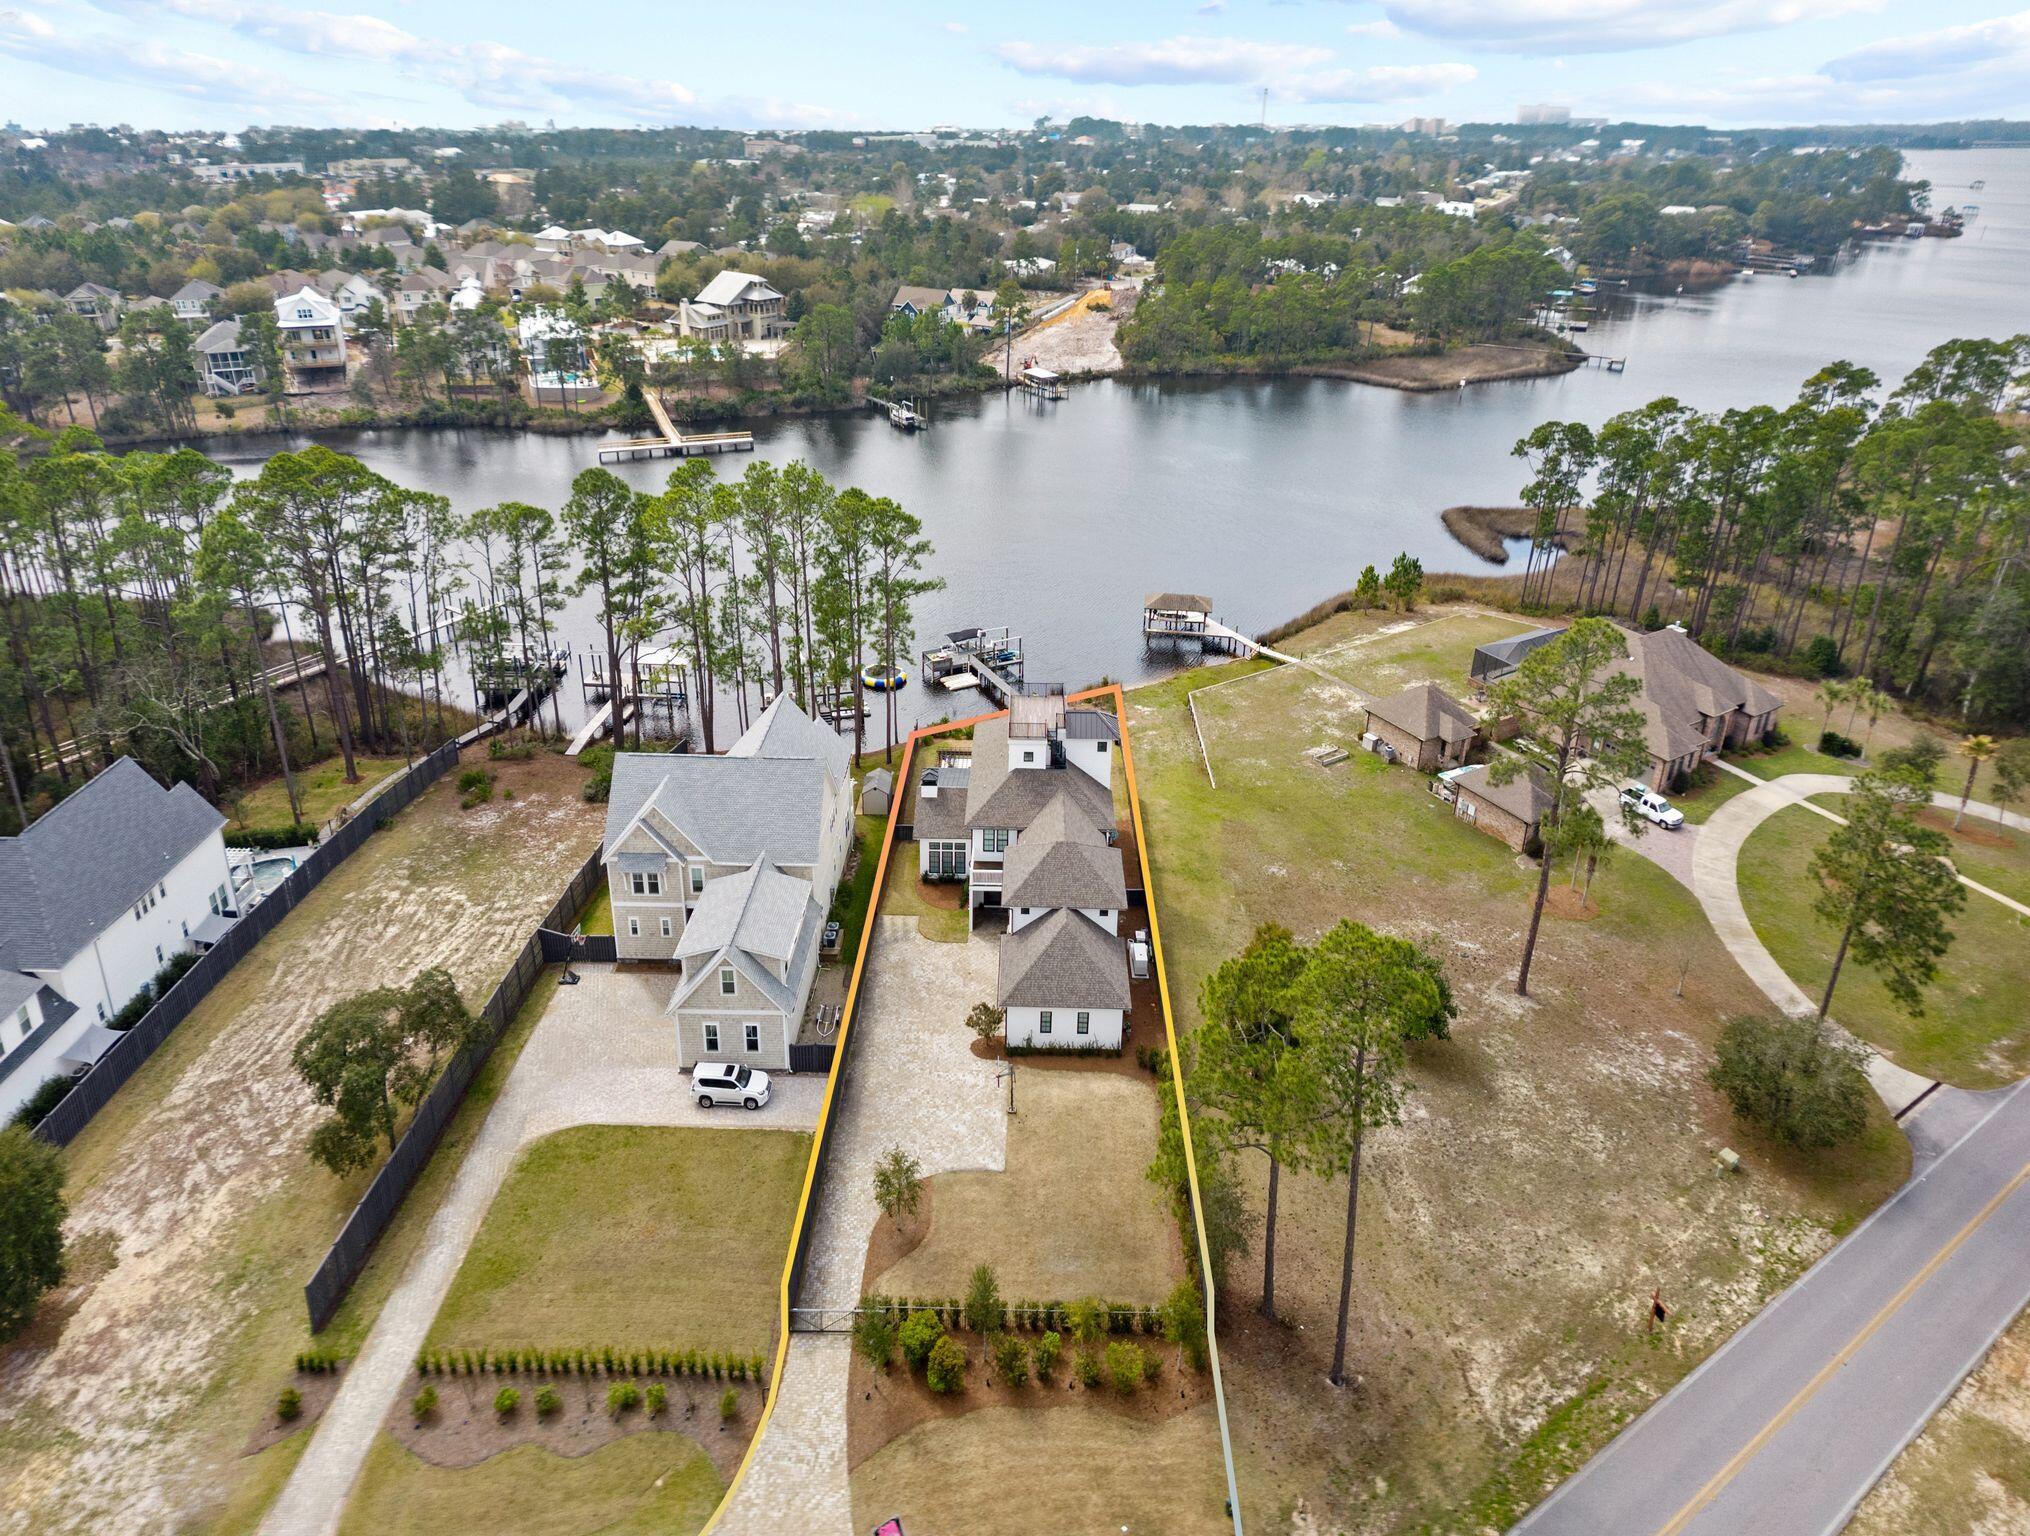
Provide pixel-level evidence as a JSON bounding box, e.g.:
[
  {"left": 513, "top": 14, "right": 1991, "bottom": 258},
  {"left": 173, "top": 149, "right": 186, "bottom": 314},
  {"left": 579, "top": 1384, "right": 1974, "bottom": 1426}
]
[{"left": 1510, "top": 336, "right": 2030, "bottom": 725}]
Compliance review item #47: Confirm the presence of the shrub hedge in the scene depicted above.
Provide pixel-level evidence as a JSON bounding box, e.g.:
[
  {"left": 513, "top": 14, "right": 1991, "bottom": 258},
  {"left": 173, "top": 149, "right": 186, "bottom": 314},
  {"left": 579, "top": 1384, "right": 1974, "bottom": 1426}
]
[{"left": 411, "top": 1345, "right": 766, "bottom": 1381}]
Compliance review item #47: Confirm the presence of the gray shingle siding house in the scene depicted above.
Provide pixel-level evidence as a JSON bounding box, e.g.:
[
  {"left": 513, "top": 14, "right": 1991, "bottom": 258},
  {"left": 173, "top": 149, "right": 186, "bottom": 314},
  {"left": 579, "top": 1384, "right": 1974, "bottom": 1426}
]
[
  {"left": 0, "top": 759, "right": 233, "bottom": 1121},
  {"left": 599, "top": 698, "right": 851, "bottom": 1071}
]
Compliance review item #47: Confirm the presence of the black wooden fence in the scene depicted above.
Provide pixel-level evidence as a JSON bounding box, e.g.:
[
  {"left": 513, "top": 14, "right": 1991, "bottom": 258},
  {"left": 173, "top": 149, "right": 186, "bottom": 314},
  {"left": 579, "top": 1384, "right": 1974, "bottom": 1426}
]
[
  {"left": 32, "top": 737, "right": 465, "bottom": 1149},
  {"left": 302, "top": 847, "right": 604, "bottom": 1332}
]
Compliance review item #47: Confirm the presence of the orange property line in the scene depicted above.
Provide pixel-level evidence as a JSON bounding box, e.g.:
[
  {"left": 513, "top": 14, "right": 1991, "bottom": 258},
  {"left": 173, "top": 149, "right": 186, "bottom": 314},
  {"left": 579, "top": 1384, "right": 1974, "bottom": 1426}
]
[{"left": 703, "top": 690, "right": 1242, "bottom": 1535}]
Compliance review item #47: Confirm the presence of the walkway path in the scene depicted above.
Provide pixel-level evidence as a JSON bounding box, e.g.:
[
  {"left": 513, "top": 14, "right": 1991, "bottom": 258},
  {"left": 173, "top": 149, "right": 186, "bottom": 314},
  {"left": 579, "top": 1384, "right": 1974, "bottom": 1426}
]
[
  {"left": 711, "top": 917, "right": 1005, "bottom": 1536},
  {"left": 260, "top": 966, "right": 825, "bottom": 1536}
]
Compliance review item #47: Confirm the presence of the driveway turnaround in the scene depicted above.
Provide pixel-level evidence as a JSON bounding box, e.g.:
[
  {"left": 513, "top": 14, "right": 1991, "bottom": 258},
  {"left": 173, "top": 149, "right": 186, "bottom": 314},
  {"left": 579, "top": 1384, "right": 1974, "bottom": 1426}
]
[
  {"left": 260, "top": 965, "right": 824, "bottom": 1536},
  {"left": 711, "top": 916, "right": 1005, "bottom": 1536},
  {"left": 1514, "top": 1076, "right": 2030, "bottom": 1536}
]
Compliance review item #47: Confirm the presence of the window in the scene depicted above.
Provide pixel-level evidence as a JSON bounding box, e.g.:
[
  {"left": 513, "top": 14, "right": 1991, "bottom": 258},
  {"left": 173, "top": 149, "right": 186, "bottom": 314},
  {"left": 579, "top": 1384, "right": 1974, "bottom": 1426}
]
[
  {"left": 744, "top": 1023, "right": 760, "bottom": 1053},
  {"left": 720, "top": 967, "right": 736, "bottom": 996},
  {"left": 1097, "top": 740, "right": 1110, "bottom": 752},
  {"left": 982, "top": 828, "right": 1010, "bottom": 854},
  {"left": 690, "top": 864, "right": 705, "bottom": 895},
  {"left": 209, "top": 890, "right": 220, "bottom": 915},
  {"left": 660, "top": 917, "right": 673, "bottom": 938},
  {"left": 629, "top": 870, "right": 662, "bottom": 896},
  {"left": 97, "top": 1003, "right": 107, "bottom": 1022},
  {"left": 1077, "top": 1012, "right": 1091, "bottom": 1036},
  {"left": 155, "top": 945, "right": 164, "bottom": 964},
  {"left": 627, "top": 917, "right": 641, "bottom": 937},
  {"left": 1022, "top": 749, "right": 1036, "bottom": 764},
  {"left": 928, "top": 842, "right": 967, "bottom": 878},
  {"left": 159, "top": 881, "right": 167, "bottom": 898},
  {"left": 704, "top": 1023, "right": 720, "bottom": 1053},
  {"left": 1038, "top": 1010, "right": 1052, "bottom": 1035}
]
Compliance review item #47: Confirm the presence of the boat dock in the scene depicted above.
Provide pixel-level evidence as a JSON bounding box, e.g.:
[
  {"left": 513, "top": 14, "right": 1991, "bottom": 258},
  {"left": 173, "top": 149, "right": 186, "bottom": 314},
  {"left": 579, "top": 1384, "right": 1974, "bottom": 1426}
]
[
  {"left": 1143, "top": 593, "right": 1249, "bottom": 655},
  {"left": 1017, "top": 365, "right": 1068, "bottom": 400},
  {"left": 565, "top": 644, "right": 691, "bottom": 753},
  {"left": 596, "top": 390, "right": 754, "bottom": 464},
  {"left": 921, "top": 626, "right": 1028, "bottom": 703}
]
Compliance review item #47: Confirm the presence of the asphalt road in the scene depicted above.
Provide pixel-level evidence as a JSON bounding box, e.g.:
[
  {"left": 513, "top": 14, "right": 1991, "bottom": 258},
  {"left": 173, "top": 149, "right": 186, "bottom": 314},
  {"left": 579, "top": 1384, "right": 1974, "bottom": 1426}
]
[{"left": 1512, "top": 1077, "right": 2030, "bottom": 1536}]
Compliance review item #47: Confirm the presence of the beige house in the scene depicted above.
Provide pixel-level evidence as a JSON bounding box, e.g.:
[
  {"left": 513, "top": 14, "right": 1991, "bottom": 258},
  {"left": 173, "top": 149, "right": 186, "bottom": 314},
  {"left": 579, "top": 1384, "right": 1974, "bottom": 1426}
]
[
  {"left": 599, "top": 698, "right": 852, "bottom": 1072},
  {"left": 678, "top": 270, "right": 788, "bottom": 342},
  {"left": 1363, "top": 682, "right": 1480, "bottom": 772}
]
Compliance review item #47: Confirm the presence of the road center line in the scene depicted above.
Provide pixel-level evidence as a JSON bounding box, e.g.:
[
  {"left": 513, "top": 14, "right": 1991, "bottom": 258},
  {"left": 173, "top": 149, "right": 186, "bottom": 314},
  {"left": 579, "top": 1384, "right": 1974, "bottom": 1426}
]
[{"left": 1655, "top": 1159, "right": 2030, "bottom": 1536}]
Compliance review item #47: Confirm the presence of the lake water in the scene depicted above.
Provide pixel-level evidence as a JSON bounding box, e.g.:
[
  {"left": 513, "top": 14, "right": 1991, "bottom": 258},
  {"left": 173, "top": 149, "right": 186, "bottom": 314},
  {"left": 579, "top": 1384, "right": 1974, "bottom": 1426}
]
[{"left": 204, "top": 148, "right": 2029, "bottom": 730}]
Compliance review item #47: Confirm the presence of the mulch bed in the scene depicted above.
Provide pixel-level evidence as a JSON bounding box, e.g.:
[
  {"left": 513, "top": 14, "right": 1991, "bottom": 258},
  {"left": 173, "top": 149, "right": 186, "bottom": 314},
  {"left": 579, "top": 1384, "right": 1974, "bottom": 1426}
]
[
  {"left": 844, "top": 1335, "right": 1211, "bottom": 1472},
  {"left": 913, "top": 877, "right": 966, "bottom": 910},
  {"left": 1544, "top": 887, "right": 1603, "bottom": 922},
  {"left": 387, "top": 1370, "right": 766, "bottom": 1484},
  {"left": 1917, "top": 806, "right": 2016, "bottom": 850},
  {"left": 241, "top": 1367, "right": 346, "bottom": 1456},
  {"left": 862, "top": 1194, "right": 933, "bottom": 1293}
]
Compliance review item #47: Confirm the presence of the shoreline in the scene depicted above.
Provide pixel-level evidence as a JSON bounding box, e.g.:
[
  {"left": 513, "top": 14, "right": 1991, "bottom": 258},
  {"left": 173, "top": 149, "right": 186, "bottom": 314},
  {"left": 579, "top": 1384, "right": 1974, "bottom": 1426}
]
[{"left": 1438, "top": 504, "right": 1581, "bottom": 562}]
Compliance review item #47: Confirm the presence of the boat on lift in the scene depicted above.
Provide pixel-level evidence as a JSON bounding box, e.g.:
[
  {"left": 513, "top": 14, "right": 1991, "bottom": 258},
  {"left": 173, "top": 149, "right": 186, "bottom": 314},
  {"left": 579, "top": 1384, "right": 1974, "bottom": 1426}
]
[{"left": 887, "top": 400, "right": 925, "bottom": 431}]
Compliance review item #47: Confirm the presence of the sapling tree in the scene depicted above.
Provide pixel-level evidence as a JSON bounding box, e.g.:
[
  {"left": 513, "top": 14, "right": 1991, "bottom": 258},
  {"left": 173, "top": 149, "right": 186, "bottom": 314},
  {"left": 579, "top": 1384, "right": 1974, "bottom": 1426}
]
[
  {"left": 964, "top": 1002, "right": 1005, "bottom": 1049},
  {"left": 872, "top": 1145, "right": 923, "bottom": 1231}
]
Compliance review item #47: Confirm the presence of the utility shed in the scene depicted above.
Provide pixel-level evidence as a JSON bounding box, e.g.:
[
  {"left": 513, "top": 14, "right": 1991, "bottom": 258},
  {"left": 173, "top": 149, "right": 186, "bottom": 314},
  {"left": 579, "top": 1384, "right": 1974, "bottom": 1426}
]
[{"left": 859, "top": 768, "right": 893, "bottom": 816}]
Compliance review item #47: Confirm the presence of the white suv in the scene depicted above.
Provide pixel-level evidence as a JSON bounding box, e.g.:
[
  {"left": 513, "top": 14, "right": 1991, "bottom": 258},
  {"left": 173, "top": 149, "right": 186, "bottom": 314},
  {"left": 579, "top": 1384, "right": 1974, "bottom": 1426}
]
[
  {"left": 1620, "top": 784, "right": 1686, "bottom": 830},
  {"left": 693, "top": 1062, "right": 771, "bottom": 1110}
]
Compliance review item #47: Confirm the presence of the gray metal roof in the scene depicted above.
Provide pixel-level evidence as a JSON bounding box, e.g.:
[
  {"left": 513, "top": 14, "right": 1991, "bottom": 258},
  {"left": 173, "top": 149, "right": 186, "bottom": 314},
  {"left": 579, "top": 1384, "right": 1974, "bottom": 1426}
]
[
  {"left": 1063, "top": 708, "right": 1121, "bottom": 741},
  {"left": 998, "top": 908, "right": 1131, "bottom": 1011},
  {"left": 0, "top": 758, "right": 225, "bottom": 972},
  {"left": 1470, "top": 626, "right": 1564, "bottom": 680}
]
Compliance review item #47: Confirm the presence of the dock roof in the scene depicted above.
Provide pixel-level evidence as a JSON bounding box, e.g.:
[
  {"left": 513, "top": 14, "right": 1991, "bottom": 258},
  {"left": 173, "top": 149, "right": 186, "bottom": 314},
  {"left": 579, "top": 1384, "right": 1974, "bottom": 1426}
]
[{"left": 1144, "top": 592, "right": 1213, "bottom": 614}]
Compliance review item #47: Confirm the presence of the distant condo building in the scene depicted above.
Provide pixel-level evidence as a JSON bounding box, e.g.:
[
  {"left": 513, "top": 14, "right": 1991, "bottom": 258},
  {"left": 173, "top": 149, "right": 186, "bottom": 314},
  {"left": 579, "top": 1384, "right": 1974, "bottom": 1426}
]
[{"left": 1517, "top": 104, "right": 1572, "bottom": 125}]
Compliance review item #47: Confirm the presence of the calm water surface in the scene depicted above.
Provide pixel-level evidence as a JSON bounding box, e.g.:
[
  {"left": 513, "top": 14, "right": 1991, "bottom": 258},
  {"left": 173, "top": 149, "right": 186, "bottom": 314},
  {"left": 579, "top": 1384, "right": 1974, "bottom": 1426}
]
[{"left": 206, "top": 149, "right": 2030, "bottom": 727}]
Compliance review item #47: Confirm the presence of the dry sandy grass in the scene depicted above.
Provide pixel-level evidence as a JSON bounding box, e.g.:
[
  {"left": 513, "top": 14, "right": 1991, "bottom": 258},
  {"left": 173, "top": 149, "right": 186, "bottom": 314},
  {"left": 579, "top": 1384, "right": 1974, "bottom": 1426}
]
[
  {"left": 868, "top": 1069, "right": 1184, "bottom": 1306},
  {"left": 1129, "top": 649, "right": 1908, "bottom": 1535},
  {"left": 427, "top": 1125, "right": 810, "bottom": 1359},
  {"left": 1847, "top": 1308, "right": 2030, "bottom": 1536},
  {"left": 850, "top": 1402, "right": 1231, "bottom": 1536},
  {"left": 0, "top": 746, "right": 605, "bottom": 1536}
]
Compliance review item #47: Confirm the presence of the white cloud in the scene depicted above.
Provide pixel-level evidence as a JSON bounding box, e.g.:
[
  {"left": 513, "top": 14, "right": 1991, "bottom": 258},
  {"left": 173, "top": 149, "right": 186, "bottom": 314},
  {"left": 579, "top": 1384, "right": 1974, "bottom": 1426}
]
[
  {"left": 1823, "top": 9, "right": 2030, "bottom": 81},
  {"left": 1344, "top": 18, "right": 1401, "bottom": 37},
  {"left": 1380, "top": 0, "right": 1882, "bottom": 54},
  {"left": 0, "top": 5, "right": 345, "bottom": 110},
  {"left": 944, "top": 19, "right": 967, "bottom": 33},
  {"left": 1284, "top": 60, "right": 1476, "bottom": 101},
  {"left": 991, "top": 34, "right": 1332, "bottom": 85}
]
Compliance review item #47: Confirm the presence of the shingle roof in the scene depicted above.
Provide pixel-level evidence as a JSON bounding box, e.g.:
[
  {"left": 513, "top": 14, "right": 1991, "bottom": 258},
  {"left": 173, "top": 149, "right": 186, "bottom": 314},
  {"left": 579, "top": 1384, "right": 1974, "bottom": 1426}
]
[
  {"left": 695, "top": 270, "right": 781, "bottom": 306},
  {"left": 1455, "top": 763, "right": 1554, "bottom": 826},
  {"left": 675, "top": 859, "right": 812, "bottom": 966},
  {"left": 912, "top": 764, "right": 971, "bottom": 841},
  {"left": 1144, "top": 592, "right": 1212, "bottom": 613},
  {"left": 1367, "top": 682, "right": 1479, "bottom": 745},
  {"left": 672, "top": 883, "right": 825, "bottom": 1015},
  {"left": 195, "top": 317, "right": 242, "bottom": 353},
  {"left": 1001, "top": 790, "right": 1127, "bottom": 912},
  {"left": 171, "top": 278, "right": 222, "bottom": 303},
  {"left": 601, "top": 699, "right": 841, "bottom": 868},
  {"left": 998, "top": 908, "right": 1130, "bottom": 1011},
  {"left": 891, "top": 283, "right": 952, "bottom": 311},
  {"left": 964, "top": 717, "right": 1115, "bottom": 833},
  {"left": 0, "top": 758, "right": 224, "bottom": 972},
  {"left": 1614, "top": 626, "right": 1785, "bottom": 763}
]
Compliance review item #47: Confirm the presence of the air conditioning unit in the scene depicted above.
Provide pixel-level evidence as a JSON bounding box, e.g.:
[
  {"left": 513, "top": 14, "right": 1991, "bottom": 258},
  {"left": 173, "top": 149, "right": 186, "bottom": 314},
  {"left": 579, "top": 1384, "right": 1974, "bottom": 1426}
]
[{"left": 1360, "top": 732, "right": 1380, "bottom": 752}]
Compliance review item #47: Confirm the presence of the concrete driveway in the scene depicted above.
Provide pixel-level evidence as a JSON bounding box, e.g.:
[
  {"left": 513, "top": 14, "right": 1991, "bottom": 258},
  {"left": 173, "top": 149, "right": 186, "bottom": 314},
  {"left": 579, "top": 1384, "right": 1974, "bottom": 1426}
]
[
  {"left": 711, "top": 916, "right": 1005, "bottom": 1536},
  {"left": 260, "top": 964, "right": 824, "bottom": 1536}
]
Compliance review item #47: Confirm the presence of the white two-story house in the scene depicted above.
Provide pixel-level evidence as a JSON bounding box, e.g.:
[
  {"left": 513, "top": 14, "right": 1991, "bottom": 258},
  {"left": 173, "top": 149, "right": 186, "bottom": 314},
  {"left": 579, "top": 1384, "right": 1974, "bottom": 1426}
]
[
  {"left": 274, "top": 286, "right": 348, "bottom": 390},
  {"left": 0, "top": 759, "right": 235, "bottom": 1122},
  {"left": 599, "top": 698, "right": 852, "bottom": 1072},
  {"left": 678, "top": 271, "right": 789, "bottom": 344}
]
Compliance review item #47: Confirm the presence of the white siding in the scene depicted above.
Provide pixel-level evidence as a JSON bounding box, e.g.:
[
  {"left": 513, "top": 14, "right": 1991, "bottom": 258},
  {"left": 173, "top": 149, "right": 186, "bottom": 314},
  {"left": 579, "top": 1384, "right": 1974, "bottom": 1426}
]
[{"left": 1005, "top": 1005, "right": 1123, "bottom": 1051}]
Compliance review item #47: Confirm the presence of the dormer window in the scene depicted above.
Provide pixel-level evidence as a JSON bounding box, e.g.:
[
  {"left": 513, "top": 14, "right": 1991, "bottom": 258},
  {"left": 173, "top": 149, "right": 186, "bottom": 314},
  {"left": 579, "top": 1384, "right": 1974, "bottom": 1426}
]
[
  {"left": 720, "top": 966, "right": 736, "bottom": 996},
  {"left": 690, "top": 865, "right": 705, "bottom": 895}
]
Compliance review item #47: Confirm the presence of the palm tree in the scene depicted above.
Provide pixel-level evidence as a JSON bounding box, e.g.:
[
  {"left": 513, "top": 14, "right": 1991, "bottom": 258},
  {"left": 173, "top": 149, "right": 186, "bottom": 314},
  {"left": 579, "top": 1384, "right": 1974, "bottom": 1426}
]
[
  {"left": 1955, "top": 734, "right": 1997, "bottom": 831},
  {"left": 1814, "top": 678, "right": 1851, "bottom": 748}
]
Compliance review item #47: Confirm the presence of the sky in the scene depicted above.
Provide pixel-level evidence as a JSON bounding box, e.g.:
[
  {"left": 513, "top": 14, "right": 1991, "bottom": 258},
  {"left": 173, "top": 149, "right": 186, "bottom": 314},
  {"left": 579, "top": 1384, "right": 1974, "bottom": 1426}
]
[{"left": 2, "top": 0, "right": 2027, "bottom": 134}]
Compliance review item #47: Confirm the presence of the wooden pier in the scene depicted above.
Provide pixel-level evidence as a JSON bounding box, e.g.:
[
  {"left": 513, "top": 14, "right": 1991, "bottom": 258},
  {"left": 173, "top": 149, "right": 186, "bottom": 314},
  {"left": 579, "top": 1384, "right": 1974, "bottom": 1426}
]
[
  {"left": 921, "top": 626, "right": 1027, "bottom": 703},
  {"left": 1143, "top": 593, "right": 1249, "bottom": 655},
  {"left": 597, "top": 390, "right": 754, "bottom": 464}
]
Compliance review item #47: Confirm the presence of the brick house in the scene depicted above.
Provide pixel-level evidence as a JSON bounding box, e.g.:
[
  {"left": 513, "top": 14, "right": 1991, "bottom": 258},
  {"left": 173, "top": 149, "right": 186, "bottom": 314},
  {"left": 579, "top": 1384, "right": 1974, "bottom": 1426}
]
[{"left": 1363, "top": 682, "right": 1480, "bottom": 772}]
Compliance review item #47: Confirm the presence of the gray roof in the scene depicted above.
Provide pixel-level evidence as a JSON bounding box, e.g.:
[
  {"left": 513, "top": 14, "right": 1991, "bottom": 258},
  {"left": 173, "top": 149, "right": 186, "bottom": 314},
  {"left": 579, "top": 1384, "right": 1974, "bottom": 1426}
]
[
  {"left": 998, "top": 908, "right": 1130, "bottom": 1011},
  {"left": 674, "top": 885, "right": 825, "bottom": 1016},
  {"left": 171, "top": 278, "right": 222, "bottom": 303},
  {"left": 195, "top": 317, "right": 243, "bottom": 353},
  {"left": 675, "top": 860, "right": 812, "bottom": 966},
  {"left": 965, "top": 718, "right": 1115, "bottom": 834},
  {"left": 1145, "top": 592, "right": 1212, "bottom": 614},
  {"left": 0, "top": 984, "right": 77, "bottom": 1092},
  {"left": 1470, "top": 626, "right": 1564, "bottom": 680},
  {"left": 912, "top": 764, "right": 971, "bottom": 842},
  {"left": 0, "top": 970, "right": 42, "bottom": 1017},
  {"left": 1064, "top": 709, "right": 1121, "bottom": 742},
  {"left": 863, "top": 767, "right": 893, "bottom": 793},
  {"left": 0, "top": 758, "right": 224, "bottom": 972},
  {"left": 1614, "top": 625, "right": 1785, "bottom": 763},
  {"left": 1367, "top": 682, "right": 1479, "bottom": 745},
  {"left": 602, "top": 698, "right": 842, "bottom": 868},
  {"left": 1002, "top": 790, "right": 1127, "bottom": 912}
]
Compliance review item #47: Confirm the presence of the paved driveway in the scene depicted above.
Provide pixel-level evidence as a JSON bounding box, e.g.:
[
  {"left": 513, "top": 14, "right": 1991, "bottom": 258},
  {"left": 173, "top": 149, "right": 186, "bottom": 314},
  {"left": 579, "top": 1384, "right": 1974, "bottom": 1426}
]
[
  {"left": 711, "top": 916, "right": 1005, "bottom": 1536},
  {"left": 260, "top": 964, "right": 824, "bottom": 1536}
]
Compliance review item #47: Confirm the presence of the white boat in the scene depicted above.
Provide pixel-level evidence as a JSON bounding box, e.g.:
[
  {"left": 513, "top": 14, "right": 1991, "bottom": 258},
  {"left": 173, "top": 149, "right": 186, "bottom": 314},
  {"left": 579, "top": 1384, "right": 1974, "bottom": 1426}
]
[{"left": 887, "top": 400, "right": 924, "bottom": 430}]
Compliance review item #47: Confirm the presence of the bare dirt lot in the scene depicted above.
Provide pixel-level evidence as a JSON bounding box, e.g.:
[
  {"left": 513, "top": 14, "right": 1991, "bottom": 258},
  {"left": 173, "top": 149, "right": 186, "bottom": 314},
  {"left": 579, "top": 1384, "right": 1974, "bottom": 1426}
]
[
  {"left": 987, "top": 287, "right": 1130, "bottom": 378},
  {"left": 1129, "top": 638, "right": 1908, "bottom": 1535},
  {"left": 0, "top": 745, "right": 604, "bottom": 1536}
]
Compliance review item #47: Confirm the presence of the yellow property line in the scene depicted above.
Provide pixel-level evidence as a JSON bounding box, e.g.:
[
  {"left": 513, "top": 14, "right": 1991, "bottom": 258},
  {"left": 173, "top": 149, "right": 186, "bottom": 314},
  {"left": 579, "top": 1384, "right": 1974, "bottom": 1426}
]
[
  {"left": 702, "top": 687, "right": 1244, "bottom": 1535},
  {"left": 1656, "top": 1159, "right": 2030, "bottom": 1536}
]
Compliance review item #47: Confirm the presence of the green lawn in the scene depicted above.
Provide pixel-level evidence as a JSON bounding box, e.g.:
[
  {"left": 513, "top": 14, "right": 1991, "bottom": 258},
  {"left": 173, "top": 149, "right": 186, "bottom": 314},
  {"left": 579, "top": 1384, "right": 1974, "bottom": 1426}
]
[
  {"left": 1670, "top": 765, "right": 1762, "bottom": 825},
  {"left": 1732, "top": 741, "right": 1860, "bottom": 782},
  {"left": 831, "top": 813, "right": 889, "bottom": 959},
  {"left": 427, "top": 1125, "right": 811, "bottom": 1358},
  {"left": 1126, "top": 653, "right": 1907, "bottom": 1535},
  {"left": 877, "top": 841, "right": 969, "bottom": 943},
  {"left": 338, "top": 1432, "right": 724, "bottom": 1536},
  {"left": 578, "top": 885, "right": 614, "bottom": 936},
  {"left": 226, "top": 753, "right": 412, "bottom": 830},
  {"left": 1738, "top": 805, "right": 2030, "bottom": 1085},
  {"left": 1301, "top": 609, "right": 1541, "bottom": 696}
]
